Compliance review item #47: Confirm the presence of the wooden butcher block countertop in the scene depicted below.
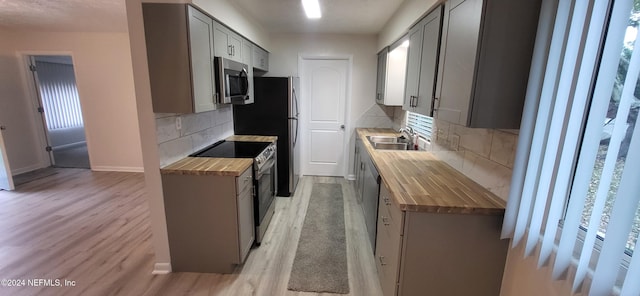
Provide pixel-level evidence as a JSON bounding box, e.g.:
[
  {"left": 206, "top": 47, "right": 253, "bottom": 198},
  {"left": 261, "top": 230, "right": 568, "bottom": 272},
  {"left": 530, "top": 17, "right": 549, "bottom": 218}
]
[
  {"left": 160, "top": 135, "right": 277, "bottom": 176},
  {"left": 357, "top": 128, "right": 506, "bottom": 215}
]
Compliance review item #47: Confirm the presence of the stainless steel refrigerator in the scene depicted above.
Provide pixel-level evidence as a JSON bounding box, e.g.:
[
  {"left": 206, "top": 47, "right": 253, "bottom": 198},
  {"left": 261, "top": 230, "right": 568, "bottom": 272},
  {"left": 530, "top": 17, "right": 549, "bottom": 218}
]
[{"left": 233, "top": 76, "right": 300, "bottom": 197}]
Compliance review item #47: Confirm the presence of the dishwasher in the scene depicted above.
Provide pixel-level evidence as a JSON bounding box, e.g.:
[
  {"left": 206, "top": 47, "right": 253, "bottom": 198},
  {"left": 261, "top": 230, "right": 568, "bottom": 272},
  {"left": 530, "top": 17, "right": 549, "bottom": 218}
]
[{"left": 362, "top": 154, "right": 380, "bottom": 253}]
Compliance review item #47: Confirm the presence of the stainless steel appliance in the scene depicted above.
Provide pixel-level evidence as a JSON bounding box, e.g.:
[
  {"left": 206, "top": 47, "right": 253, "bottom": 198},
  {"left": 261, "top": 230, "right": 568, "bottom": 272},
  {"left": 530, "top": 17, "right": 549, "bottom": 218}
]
[
  {"left": 190, "top": 140, "right": 276, "bottom": 244},
  {"left": 214, "top": 57, "right": 252, "bottom": 105},
  {"left": 233, "top": 77, "right": 300, "bottom": 197}
]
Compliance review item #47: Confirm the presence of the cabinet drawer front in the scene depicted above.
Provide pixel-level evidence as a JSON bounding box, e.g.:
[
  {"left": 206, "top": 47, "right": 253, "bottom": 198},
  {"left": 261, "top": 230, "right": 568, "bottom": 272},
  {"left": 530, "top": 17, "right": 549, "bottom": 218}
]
[
  {"left": 379, "top": 184, "right": 404, "bottom": 235},
  {"left": 236, "top": 167, "right": 253, "bottom": 195},
  {"left": 376, "top": 210, "right": 402, "bottom": 296}
]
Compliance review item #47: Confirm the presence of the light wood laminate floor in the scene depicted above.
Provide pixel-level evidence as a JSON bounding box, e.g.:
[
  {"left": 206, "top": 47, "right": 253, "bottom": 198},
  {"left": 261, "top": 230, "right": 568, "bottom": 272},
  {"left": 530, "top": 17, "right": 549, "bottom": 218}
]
[{"left": 0, "top": 169, "right": 382, "bottom": 296}]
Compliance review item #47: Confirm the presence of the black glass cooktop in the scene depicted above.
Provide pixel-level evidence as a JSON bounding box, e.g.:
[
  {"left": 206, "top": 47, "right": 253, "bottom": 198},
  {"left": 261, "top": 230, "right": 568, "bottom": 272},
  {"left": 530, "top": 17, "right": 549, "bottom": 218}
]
[{"left": 190, "top": 140, "right": 269, "bottom": 158}]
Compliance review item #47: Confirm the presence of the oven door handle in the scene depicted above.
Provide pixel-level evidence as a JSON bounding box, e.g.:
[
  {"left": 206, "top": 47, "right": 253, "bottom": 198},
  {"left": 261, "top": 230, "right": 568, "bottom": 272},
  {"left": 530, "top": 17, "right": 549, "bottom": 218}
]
[{"left": 256, "top": 157, "right": 276, "bottom": 178}]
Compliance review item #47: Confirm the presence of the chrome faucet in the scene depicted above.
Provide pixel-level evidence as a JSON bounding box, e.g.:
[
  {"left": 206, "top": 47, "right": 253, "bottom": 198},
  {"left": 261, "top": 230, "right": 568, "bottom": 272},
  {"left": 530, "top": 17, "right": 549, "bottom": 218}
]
[{"left": 398, "top": 126, "right": 416, "bottom": 148}]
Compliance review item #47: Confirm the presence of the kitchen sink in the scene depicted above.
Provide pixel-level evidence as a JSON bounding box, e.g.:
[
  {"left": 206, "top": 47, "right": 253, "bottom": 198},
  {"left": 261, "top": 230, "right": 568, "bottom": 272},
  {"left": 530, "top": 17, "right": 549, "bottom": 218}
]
[
  {"left": 372, "top": 142, "right": 408, "bottom": 150},
  {"left": 367, "top": 135, "right": 410, "bottom": 150},
  {"left": 367, "top": 135, "right": 399, "bottom": 143}
]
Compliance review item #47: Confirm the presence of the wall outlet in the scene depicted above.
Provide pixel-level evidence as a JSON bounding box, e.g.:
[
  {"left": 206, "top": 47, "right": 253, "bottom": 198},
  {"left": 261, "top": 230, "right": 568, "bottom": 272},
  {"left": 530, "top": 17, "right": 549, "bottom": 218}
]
[
  {"left": 450, "top": 134, "right": 460, "bottom": 151},
  {"left": 175, "top": 117, "right": 182, "bottom": 130}
]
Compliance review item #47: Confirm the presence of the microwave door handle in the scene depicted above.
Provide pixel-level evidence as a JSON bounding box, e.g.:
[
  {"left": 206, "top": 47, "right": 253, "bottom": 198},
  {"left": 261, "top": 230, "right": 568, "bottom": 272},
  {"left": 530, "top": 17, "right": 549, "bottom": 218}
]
[{"left": 240, "top": 68, "right": 249, "bottom": 100}]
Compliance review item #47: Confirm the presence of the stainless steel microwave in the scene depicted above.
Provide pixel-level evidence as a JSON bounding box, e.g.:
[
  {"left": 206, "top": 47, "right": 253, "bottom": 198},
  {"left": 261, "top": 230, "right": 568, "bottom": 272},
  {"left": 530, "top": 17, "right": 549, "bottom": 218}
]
[{"left": 214, "top": 57, "right": 252, "bottom": 105}]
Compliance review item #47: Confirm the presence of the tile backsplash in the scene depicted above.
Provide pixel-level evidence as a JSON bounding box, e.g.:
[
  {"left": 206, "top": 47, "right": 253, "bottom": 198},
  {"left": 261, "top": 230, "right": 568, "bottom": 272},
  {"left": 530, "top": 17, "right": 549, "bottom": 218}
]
[
  {"left": 155, "top": 106, "right": 234, "bottom": 167},
  {"left": 384, "top": 108, "right": 517, "bottom": 201},
  {"left": 426, "top": 118, "right": 518, "bottom": 201},
  {"left": 354, "top": 104, "right": 398, "bottom": 129}
]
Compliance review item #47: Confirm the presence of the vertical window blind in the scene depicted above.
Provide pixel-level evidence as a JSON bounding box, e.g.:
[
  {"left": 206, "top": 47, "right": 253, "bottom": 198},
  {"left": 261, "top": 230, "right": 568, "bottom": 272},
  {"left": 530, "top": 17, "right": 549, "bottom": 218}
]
[
  {"left": 502, "top": 0, "right": 640, "bottom": 294},
  {"left": 35, "top": 60, "right": 84, "bottom": 130},
  {"left": 406, "top": 111, "right": 433, "bottom": 140}
]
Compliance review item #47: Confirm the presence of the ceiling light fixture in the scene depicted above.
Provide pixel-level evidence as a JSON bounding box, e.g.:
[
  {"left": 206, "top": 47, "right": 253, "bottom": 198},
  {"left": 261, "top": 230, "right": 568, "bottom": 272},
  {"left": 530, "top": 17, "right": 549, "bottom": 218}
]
[{"left": 302, "top": 0, "right": 322, "bottom": 19}]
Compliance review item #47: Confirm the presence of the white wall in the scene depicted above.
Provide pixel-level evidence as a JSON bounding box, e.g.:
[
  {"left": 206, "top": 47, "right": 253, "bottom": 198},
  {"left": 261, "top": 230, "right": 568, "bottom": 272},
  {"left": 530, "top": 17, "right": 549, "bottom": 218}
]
[
  {"left": 192, "top": 0, "right": 270, "bottom": 50},
  {"left": 500, "top": 241, "right": 575, "bottom": 296},
  {"left": 377, "top": 0, "right": 439, "bottom": 50},
  {"left": 0, "top": 29, "right": 143, "bottom": 173}
]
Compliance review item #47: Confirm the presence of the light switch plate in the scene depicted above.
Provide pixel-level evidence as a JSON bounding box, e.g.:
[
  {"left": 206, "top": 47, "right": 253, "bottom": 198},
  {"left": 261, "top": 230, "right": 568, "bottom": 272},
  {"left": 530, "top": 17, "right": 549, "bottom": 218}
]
[
  {"left": 450, "top": 134, "right": 460, "bottom": 151},
  {"left": 175, "top": 117, "right": 182, "bottom": 130}
]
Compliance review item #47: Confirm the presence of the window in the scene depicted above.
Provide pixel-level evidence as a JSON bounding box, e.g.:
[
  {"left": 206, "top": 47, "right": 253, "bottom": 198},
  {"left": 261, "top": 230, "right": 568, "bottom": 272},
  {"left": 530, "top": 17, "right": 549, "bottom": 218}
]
[
  {"left": 34, "top": 59, "right": 84, "bottom": 130},
  {"left": 581, "top": 4, "right": 640, "bottom": 252},
  {"left": 501, "top": 0, "right": 640, "bottom": 294},
  {"left": 406, "top": 111, "right": 433, "bottom": 140}
]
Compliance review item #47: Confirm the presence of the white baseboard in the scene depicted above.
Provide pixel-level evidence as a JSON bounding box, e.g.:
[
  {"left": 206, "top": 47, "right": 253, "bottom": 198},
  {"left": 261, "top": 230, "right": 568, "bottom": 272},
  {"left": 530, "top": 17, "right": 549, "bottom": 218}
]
[
  {"left": 152, "top": 262, "right": 171, "bottom": 274},
  {"left": 53, "top": 141, "right": 86, "bottom": 151},
  {"left": 346, "top": 174, "right": 355, "bottom": 181},
  {"left": 11, "top": 163, "right": 48, "bottom": 176},
  {"left": 91, "top": 166, "right": 144, "bottom": 173}
]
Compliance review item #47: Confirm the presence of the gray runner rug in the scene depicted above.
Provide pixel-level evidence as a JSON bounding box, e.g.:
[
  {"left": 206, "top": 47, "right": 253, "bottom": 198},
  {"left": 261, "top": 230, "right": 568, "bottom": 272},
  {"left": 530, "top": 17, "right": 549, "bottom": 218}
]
[{"left": 287, "top": 183, "right": 349, "bottom": 294}]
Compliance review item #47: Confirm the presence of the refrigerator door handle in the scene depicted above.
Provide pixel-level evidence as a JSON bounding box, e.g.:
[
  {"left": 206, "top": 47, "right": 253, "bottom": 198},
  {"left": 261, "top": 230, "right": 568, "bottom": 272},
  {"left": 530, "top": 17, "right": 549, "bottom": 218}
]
[
  {"left": 290, "top": 117, "right": 299, "bottom": 147},
  {"left": 293, "top": 88, "right": 300, "bottom": 118}
]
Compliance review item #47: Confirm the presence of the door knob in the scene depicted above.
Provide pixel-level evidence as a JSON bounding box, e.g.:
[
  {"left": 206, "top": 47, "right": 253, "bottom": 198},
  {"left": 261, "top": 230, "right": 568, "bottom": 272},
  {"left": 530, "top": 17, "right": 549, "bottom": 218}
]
[{"left": 340, "top": 125, "right": 345, "bottom": 130}]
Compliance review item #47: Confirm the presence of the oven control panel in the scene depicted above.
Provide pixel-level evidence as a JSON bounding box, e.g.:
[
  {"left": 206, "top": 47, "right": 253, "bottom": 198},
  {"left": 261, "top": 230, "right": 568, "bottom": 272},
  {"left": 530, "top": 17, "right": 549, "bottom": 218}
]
[{"left": 255, "top": 143, "right": 277, "bottom": 170}]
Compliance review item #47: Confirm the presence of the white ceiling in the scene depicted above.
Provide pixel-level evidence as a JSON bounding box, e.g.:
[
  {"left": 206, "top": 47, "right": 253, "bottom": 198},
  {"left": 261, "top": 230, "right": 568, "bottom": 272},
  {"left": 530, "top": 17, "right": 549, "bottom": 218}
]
[
  {"left": 0, "top": 0, "right": 127, "bottom": 32},
  {"left": 232, "top": 0, "right": 405, "bottom": 34},
  {"left": 0, "top": 0, "right": 403, "bottom": 34}
]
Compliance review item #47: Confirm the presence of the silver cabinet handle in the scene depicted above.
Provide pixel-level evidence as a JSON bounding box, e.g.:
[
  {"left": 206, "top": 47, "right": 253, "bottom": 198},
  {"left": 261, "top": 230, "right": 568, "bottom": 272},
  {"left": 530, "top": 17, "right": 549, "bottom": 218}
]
[
  {"left": 382, "top": 216, "right": 390, "bottom": 226},
  {"left": 384, "top": 197, "right": 391, "bottom": 205},
  {"left": 0, "top": 126, "right": 5, "bottom": 130}
]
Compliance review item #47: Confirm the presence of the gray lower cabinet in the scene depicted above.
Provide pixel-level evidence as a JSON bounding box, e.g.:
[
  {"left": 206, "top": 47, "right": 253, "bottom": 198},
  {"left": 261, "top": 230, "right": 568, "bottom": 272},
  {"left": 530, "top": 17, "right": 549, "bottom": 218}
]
[
  {"left": 142, "top": 4, "right": 217, "bottom": 113},
  {"left": 375, "top": 183, "right": 509, "bottom": 296},
  {"left": 354, "top": 137, "right": 365, "bottom": 204},
  {"left": 434, "top": 0, "right": 541, "bottom": 128},
  {"left": 403, "top": 6, "right": 443, "bottom": 116},
  {"left": 162, "top": 167, "right": 255, "bottom": 273}
]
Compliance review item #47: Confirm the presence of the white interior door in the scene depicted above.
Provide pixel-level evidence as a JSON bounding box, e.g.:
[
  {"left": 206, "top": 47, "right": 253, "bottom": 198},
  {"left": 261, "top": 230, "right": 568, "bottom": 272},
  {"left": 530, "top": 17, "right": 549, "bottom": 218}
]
[
  {"left": 301, "top": 58, "right": 349, "bottom": 176},
  {"left": 0, "top": 126, "right": 15, "bottom": 190}
]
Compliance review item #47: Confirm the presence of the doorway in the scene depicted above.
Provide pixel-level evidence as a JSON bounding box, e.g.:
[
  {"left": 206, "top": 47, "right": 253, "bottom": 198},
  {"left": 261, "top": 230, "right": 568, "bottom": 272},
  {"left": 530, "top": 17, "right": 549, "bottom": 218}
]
[
  {"left": 300, "top": 58, "right": 350, "bottom": 177},
  {"left": 28, "top": 55, "right": 90, "bottom": 169}
]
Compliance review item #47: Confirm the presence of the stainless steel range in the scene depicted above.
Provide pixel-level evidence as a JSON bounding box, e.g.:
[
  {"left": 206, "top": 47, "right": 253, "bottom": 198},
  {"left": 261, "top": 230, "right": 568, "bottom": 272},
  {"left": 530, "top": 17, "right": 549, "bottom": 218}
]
[{"left": 191, "top": 140, "right": 277, "bottom": 244}]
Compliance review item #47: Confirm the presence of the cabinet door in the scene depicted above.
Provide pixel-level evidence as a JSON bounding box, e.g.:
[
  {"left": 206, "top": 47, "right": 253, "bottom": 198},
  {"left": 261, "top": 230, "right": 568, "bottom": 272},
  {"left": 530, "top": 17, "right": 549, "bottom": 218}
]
[
  {"left": 228, "top": 33, "right": 243, "bottom": 62},
  {"left": 414, "top": 6, "right": 443, "bottom": 116},
  {"left": 435, "top": 0, "right": 482, "bottom": 125},
  {"left": 403, "top": 24, "right": 423, "bottom": 112},
  {"left": 187, "top": 6, "right": 216, "bottom": 113},
  {"left": 213, "top": 23, "right": 232, "bottom": 59},
  {"left": 253, "top": 46, "right": 269, "bottom": 71},
  {"left": 237, "top": 168, "right": 255, "bottom": 262},
  {"left": 376, "top": 48, "right": 388, "bottom": 104}
]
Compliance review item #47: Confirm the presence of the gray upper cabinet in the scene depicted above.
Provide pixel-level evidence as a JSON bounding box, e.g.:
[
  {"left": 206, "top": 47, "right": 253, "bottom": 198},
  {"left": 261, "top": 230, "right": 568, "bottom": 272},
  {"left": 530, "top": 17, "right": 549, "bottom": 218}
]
[
  {"left": 253, "top": 46, "right": 269, "bottom": 72},
  {"left": 376, "top": 47, "right": 388, "bottom": 104},
  {"left": 403, "top": 6, "right": 443, "bottom": 116},
  {"left": 142, "top": 4, "right": 217, "bottom": 113},
  {"left": 434, "top": 0, "right": 542, "bottom": 128},
  {"left": 214, "top": 23, "right": 243, "bottom": 62}
]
